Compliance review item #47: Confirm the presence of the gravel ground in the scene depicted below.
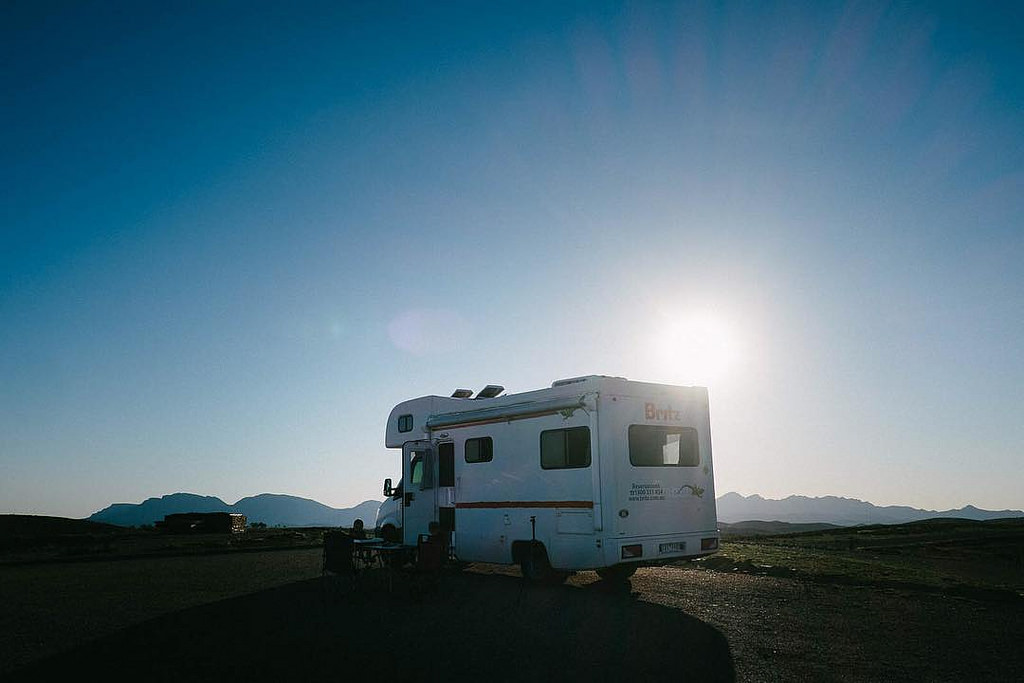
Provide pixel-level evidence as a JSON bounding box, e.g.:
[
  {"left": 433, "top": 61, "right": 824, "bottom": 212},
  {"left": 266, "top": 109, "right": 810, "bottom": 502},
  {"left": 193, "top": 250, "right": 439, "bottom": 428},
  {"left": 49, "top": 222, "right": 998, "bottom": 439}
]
[
  {"left": 3, "top": 549, "right": 1021, "bottom": 681},
  {"left": 623, "top": 566, "right": 1024, "bottom": 682}
]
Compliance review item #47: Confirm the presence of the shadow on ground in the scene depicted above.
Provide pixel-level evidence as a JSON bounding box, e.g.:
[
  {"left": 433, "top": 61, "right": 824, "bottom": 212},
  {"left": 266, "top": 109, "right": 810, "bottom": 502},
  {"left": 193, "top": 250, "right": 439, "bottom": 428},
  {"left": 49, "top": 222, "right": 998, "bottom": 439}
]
[{"left": 10, "top": 570, "right": 734, "bottom": 682}]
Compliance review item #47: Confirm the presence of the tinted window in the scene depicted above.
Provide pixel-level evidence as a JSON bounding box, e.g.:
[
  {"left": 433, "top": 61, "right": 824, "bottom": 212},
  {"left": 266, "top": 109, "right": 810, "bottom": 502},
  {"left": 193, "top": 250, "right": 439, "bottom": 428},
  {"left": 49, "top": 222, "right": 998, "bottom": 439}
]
[
  {"left": 629, "top": 425, "right": 699, "bottom": 467},
  {"left": 439, "top": 443, "right": 455, "bottom": 486},
  {"left": 541, "top": 427, "right": 591, "bottom": 469},
  {"left": 465, "top": 437, "right": 493, "bottom": 463}
]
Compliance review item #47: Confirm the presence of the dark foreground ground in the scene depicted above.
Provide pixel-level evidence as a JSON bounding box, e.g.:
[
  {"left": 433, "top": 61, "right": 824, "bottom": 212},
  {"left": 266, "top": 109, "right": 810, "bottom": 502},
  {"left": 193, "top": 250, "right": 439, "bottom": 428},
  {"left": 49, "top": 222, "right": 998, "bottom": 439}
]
[{"left": 3, "top": 547, "right": 1022, "bottom": 682}]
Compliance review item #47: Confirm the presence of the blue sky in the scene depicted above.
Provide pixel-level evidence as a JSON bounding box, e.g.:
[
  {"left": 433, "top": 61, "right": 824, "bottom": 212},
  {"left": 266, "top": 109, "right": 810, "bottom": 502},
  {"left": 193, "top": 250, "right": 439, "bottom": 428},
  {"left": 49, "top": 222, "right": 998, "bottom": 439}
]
[{"left": 2, "top": 1, "right": 1022, "bottom": 518}]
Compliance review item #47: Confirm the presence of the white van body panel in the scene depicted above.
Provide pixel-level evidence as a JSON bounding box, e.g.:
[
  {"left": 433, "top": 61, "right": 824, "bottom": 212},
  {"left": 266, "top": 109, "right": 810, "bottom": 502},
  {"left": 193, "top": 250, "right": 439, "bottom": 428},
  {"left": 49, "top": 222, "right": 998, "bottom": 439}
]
[{"left": 378, "top": 376, "right": 718, "bottom": 571}]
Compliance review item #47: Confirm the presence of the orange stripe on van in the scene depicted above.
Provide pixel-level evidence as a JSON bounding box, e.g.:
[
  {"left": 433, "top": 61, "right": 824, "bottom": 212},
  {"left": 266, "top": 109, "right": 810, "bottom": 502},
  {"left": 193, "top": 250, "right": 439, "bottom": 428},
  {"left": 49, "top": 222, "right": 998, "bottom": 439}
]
[{"left": 455, "top": 501, "right": 594, "bottom": 509}]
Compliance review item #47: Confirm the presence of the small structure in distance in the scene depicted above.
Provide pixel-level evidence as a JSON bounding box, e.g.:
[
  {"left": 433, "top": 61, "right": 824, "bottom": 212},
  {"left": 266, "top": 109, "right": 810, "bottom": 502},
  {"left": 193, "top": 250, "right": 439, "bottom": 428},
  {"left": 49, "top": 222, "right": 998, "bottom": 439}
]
[{"left": 156, "top": 512, "right": 247, "bottom": 534}]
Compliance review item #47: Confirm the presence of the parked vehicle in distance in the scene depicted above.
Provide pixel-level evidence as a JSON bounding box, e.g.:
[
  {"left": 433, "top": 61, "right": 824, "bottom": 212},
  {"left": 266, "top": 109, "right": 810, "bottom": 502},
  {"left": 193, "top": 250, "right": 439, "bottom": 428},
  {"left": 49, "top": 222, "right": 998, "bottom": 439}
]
[{"left": 375, "top": 375, "right": 719, "bottom": 581}]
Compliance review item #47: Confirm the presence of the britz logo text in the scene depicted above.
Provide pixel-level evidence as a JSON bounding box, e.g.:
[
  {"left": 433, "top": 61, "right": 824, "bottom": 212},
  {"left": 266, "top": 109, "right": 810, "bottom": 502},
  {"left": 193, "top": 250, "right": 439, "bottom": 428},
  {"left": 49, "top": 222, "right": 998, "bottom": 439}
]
[{"left": 644, "top": 403, "right": 681, "bottom": 421}]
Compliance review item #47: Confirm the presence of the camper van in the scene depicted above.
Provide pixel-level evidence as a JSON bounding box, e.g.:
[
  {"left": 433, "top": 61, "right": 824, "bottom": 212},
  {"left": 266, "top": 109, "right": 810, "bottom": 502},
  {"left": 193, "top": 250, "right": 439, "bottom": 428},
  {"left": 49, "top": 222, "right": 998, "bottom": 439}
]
[{"left": 375, "top": 375, "right": 719, "bottom": 581}]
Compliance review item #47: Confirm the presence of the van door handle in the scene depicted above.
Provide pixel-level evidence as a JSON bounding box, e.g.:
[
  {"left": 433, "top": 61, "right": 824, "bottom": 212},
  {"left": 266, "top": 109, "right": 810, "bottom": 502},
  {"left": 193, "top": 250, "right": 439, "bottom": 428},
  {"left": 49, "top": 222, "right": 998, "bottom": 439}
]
[{"left": 405, "top": 492, "right": 415, "bottom": 507}]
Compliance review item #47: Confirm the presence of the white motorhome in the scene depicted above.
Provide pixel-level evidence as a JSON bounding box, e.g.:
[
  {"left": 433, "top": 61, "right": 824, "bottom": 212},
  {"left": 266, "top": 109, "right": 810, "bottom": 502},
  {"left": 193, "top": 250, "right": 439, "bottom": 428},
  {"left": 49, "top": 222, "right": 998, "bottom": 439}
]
[{"left": 375, "top": 375, "right": 719, "bottom": 581}]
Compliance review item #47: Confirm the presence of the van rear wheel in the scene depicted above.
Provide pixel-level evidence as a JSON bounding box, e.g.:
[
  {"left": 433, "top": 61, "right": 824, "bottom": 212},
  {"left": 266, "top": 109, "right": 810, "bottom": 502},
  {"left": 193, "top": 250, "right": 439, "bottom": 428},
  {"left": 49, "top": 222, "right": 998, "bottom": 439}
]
[
  {"left": 521, "top": 543, "right": 556, "bottom": 583},
  {"left": 596, "top": 564, "right": 637, "bottom": 582}
]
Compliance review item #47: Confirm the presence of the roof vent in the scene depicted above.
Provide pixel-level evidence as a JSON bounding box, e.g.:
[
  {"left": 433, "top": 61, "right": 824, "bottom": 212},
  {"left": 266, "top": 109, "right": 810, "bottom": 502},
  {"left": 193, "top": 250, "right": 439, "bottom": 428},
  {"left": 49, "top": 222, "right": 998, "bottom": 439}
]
[
  {"left": 552, "top": 376, "right": 591, "bottom": 387},
  {"left": 451, "top": 389, "right": 473, "bottom": 399},
  {"left": 474, "top": 385, "right": 504, "bottom": 399},
  {"left": 552, "top": 375, "right": 626, "bottom": 387}
]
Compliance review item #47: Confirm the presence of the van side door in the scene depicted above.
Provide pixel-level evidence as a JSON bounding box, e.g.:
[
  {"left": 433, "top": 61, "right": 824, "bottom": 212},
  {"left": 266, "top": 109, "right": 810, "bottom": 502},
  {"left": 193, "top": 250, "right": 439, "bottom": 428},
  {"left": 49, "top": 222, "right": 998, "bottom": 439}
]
[{"left": 401, "top": 440, "right": 438, "bottom": 545}]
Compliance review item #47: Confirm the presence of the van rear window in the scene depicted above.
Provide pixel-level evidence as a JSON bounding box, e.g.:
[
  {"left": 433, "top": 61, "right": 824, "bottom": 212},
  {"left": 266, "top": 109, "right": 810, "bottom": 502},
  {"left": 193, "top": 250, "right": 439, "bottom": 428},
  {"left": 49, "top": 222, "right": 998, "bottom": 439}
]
[{"left": 629, "top": 425, "right": 699, "bottom": 467}]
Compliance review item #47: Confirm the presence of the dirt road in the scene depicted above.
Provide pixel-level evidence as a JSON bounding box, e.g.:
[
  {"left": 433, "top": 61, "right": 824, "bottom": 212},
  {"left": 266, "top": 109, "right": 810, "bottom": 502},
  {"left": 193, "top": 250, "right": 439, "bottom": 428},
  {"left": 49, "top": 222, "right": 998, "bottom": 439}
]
[{"left": 4, "top": 549, "right": 1021, "bottom": 681}]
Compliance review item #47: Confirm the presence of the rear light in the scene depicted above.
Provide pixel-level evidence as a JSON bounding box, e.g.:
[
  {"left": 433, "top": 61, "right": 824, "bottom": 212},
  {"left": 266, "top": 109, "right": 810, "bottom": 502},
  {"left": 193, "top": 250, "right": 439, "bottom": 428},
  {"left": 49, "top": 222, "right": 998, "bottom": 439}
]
[
  {"left": 701, "top": 537, "right": 719, "bottom": 551},
  {"left": 621, "top": 543, "right": 643, "bottom": 559}
]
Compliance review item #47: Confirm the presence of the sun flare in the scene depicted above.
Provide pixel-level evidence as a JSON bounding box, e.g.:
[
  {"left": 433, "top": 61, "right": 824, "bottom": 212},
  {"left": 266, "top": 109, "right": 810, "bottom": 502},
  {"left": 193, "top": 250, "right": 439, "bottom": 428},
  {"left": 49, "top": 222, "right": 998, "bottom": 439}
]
[{"left": 649, "top": 309, "right": 741, "bottom": 386}]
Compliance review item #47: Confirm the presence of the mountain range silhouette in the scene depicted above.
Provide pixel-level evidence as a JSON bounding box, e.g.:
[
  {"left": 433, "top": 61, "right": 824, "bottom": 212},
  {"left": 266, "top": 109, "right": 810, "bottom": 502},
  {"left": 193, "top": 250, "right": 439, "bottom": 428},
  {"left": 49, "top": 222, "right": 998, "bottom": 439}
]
[
  {"left": 88, "top": 491, "right": 1023, "bottom": 528},
  {"left": 89, "top": 493, "right": 381, "bottom": 527},
  {"left": 716, "top": 492, "right": 1024, "bottom": 526}
]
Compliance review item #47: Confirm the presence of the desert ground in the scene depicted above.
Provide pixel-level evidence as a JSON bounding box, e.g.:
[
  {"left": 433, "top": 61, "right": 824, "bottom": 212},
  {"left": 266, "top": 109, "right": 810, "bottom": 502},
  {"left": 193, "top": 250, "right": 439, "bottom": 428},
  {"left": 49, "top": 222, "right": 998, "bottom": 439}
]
[{"left": 3, "top": 536, "right": 1021, "bottom": 682}]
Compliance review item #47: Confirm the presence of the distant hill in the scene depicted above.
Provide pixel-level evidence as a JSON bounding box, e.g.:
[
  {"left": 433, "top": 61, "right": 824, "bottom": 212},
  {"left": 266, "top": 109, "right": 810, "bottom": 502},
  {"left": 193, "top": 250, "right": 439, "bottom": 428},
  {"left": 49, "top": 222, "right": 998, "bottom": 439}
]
[
  {"left": 719, "top": 520, "right": 842, "bottom": 537},
  {"left": 0, "top": 514, "right": 121, "bottom": 537},
  {"left": 717, "top": 492, "right": 1024, "bottom": 526},
  {"left": 89, "top": 493, "right": 232, "bottom": 526},
  {"left": 0, "top": 515, "right": 128, "bottom": 557},
  {"left": 89, "top": 493, "right": 381, "bottom": 528},
  {"left": 233, "top": 495, "right": 380, "bottom": 527}
]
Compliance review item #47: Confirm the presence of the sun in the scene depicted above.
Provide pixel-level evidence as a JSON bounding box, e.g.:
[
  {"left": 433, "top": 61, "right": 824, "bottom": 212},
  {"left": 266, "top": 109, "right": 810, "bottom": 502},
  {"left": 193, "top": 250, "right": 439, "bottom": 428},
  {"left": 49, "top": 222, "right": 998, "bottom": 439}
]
[{"left": 648, "top": 309, "right": 741, "bottom": 386}]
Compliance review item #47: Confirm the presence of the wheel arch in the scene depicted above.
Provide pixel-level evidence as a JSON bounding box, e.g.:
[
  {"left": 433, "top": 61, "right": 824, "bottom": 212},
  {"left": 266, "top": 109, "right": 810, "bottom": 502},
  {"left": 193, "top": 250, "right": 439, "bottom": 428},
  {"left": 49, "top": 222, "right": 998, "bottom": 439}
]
[{"left": 511, "top": 539, "right": 543, "bottom": 564}]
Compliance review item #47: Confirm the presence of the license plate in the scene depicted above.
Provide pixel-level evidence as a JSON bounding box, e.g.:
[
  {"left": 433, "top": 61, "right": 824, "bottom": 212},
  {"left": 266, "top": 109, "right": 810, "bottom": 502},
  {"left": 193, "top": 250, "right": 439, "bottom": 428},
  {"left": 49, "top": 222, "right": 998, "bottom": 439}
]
[{"left": 659, "top": 541, "right": 686, "bottom": 554}]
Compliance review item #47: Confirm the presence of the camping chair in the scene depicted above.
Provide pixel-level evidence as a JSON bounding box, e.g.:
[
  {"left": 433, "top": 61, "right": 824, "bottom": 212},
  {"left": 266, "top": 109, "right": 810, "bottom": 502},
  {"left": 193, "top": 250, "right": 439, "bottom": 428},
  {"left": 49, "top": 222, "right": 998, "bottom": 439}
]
[
  {"left": 417, "top": 534, "right": 444, "bottom": 572},
  {"left": 408, "top": 531, "right": 445, "bottom": 597},
  {"left": 322, "top": 531, "right": 358, "bottom": 594}
]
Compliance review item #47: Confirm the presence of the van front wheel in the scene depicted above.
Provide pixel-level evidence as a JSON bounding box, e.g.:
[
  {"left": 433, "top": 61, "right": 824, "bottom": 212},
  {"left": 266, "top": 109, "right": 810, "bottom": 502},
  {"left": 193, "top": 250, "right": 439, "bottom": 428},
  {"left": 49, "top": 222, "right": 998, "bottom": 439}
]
[{"left": 596, "top": 564, "right": 637, "bottom": 582}]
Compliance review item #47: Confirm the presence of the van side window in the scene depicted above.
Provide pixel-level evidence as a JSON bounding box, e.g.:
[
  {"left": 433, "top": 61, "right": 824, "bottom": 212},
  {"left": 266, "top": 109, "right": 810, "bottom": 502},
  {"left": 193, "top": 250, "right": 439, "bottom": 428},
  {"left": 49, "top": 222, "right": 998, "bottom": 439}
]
[
  {"left": 397, "top": 414, "right": 413, "bottom": 433},
  {"left": 410, "top": 454, "right": 423, "bottom": 486},
  {"left": 628, "top": 425, "right": 700, "bottom": 467},
  {"left": 540, "top": 427, "right": 590, "bottom": 469},
  {"left": 409, "top": 448, "right": 435, "bottom": 490},
  {"left": 420, "top": 449, "right": 434, "bottom": 490},
  {"left": 465, "top": 437, "right": 493, "bottom": 463}
]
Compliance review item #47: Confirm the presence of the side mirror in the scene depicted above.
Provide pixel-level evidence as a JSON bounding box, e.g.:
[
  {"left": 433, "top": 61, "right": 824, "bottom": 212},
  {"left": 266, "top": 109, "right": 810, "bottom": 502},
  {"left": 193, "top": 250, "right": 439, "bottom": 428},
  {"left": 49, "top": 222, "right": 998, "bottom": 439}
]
[{"left": 383, "top": 478, "right": 393, "bottom": 497}]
